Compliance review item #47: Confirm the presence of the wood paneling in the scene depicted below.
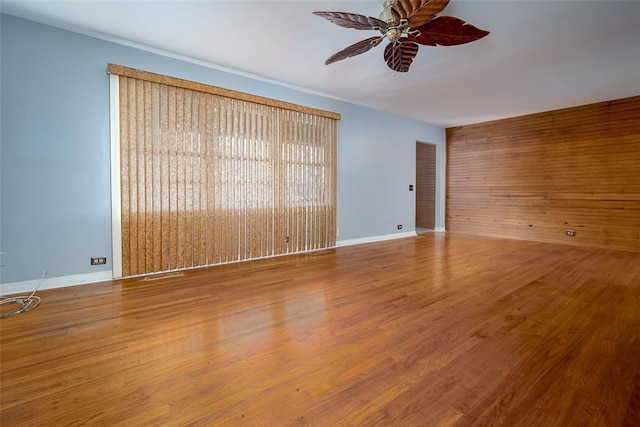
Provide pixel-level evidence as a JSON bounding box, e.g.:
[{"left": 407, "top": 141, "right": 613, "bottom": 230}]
[
  {"left": 2, "top": 233, "right": 639, "bottom": 425},
  {"left": 446, "top": 96, "right": 640, "bottom": 252},
  {"left": 416, "top": 142, "right": 436, "bottom": 229}
]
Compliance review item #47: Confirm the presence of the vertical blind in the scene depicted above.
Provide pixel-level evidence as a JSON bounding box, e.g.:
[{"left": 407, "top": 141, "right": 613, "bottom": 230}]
[{"left": 109, "top": 65, "right": 338, "bottom": 277}]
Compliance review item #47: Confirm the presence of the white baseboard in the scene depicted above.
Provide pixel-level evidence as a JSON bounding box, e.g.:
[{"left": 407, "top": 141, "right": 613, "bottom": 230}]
[
  {"left": 0, "top": 271, "right": 113, "bottom": 297},
  {"left": 1, "top": 230, "right": 433, "bottom": 295},
  {"left": 434, "top": 227, "right": 446, "bottom": 232},
  {"left": 337, "top": 231, "right": 418, "bottom": 247}
]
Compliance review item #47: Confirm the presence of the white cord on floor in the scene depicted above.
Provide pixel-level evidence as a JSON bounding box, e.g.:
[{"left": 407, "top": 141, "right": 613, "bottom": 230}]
[{"left": 0, "top": 270, "right": 46, "bottom": 318}]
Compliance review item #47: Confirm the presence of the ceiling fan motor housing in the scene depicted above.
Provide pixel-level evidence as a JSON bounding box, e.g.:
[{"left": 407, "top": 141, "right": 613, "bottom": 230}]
[{"left": 384, "top": 27, "right": 402, "bottom": 42}]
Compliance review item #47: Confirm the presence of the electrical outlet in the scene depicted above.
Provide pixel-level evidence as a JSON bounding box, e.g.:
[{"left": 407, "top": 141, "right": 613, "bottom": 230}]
[
  {"left": 565, "top": 230, "right": 576, "bottom": 237},
  {"left": 397, "top": 225, "right": 403, "bottom": 230},
  {"left": 409, "top": 185, "right": 413, "bottom": 191},
  {"left": 91, "top": 257, "right": 107, "bottom": 265}
]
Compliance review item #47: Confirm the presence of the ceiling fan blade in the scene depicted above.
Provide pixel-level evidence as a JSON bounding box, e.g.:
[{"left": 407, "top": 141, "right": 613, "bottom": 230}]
[
  {"left": 393, "top": 0, "right": 450, "bottom": 28},
  {"left": 325, "top": 37, "right": 384, "bottom": 65},
  {"left": 313, "top": 11, "right": 387, "bottom": 30},
  {"left": 383, "top": 40, "right": 419, "bottom": 72},
  {"left": 408, "top": 16, "right": 490, "bottom": 46}
]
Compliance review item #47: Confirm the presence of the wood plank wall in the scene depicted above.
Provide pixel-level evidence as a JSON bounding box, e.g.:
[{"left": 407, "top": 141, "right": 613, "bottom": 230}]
[
  {"left": 416, "top": 142, "right": 436, "bottom": 229},
  {"left": 446, "top": 96, "right": 640, "bottom": 252}
]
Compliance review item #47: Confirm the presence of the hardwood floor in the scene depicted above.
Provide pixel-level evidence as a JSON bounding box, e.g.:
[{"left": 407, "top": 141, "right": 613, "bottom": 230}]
[{"left": 1, "top": 233, "right": 639, "bottom": 426}]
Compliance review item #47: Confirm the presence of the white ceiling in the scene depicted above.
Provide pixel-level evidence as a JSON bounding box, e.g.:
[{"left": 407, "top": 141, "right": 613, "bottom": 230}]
[{"left": 2, "top": 0, "right": 639, "bottom": 127}]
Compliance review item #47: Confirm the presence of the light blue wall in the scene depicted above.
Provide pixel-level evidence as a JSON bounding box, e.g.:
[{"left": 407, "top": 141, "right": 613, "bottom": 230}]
[{"left": 0, "top": 14, "right": 445, "bottom": 284}]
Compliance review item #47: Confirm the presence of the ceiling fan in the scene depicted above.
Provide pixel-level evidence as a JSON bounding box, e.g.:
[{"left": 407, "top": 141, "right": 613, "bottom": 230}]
[{"left": 313, "top": 0, "right": 489, "bottom": 72}]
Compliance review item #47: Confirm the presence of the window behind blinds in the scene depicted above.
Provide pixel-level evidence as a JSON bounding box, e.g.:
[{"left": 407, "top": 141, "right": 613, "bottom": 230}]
[{"left": 109, "top": 65, "right": 338, "bottom": 278}]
